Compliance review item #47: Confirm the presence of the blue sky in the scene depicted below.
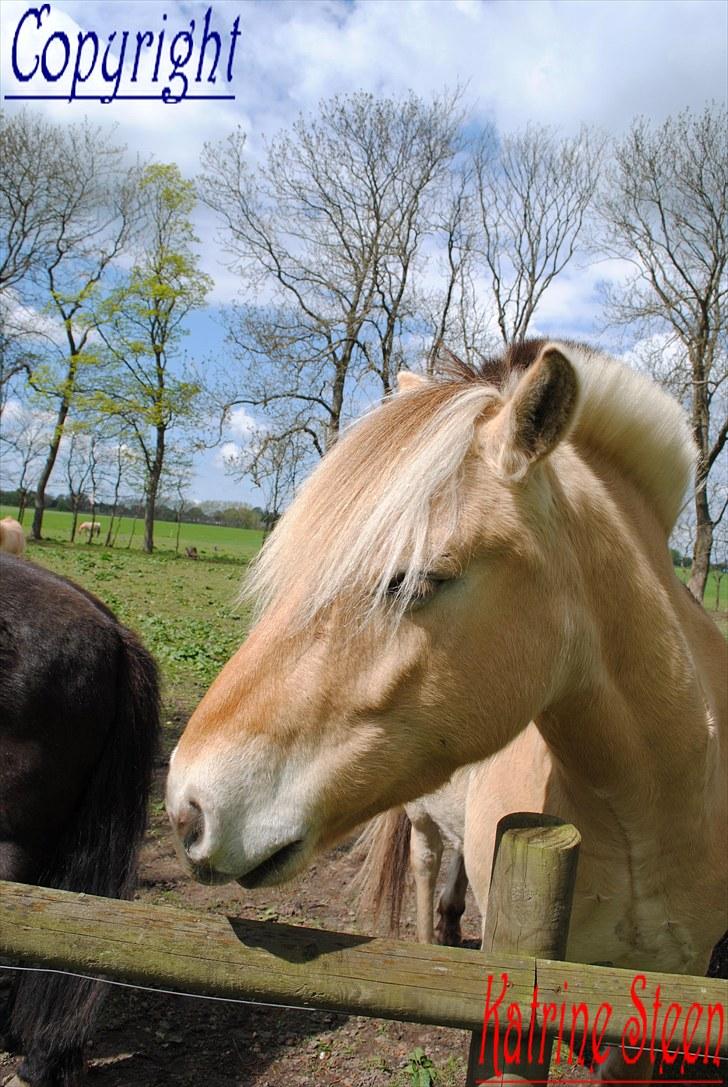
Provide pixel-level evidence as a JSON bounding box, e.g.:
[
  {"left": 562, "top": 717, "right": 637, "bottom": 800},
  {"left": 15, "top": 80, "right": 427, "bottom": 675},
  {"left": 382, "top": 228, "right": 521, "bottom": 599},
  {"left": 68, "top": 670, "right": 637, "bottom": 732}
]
[{"left": 2, "top": 0, "right": 726, "bottom": 503}]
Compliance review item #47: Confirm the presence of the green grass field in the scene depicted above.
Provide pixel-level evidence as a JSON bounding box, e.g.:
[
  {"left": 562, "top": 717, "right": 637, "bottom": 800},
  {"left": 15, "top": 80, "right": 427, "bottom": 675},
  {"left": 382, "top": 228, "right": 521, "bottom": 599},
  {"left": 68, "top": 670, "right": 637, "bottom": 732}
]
[
  {"left": 1, "top": 505, "right": 264, "bottom": 561},
  {"left": 674, "top": 564, "right": 727, "bottom": 612}
]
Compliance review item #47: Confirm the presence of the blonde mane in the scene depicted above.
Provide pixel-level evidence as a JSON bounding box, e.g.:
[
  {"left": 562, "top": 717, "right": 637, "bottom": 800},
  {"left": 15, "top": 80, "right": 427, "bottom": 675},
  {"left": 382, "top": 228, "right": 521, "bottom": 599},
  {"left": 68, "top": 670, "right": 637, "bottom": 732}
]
[{"left": 245, "top": 341, "right": 695, "bottom": 625}]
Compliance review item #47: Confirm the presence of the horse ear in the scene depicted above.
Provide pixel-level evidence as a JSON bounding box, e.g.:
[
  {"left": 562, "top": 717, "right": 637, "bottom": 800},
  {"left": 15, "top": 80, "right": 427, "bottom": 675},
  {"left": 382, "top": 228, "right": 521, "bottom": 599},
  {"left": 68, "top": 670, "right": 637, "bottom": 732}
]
[
  {"left": 396, "top": 370, "right": 429, "bottom": 395},
  {"left": 490, "top": 344, "right": 579, "bottom": 480}
]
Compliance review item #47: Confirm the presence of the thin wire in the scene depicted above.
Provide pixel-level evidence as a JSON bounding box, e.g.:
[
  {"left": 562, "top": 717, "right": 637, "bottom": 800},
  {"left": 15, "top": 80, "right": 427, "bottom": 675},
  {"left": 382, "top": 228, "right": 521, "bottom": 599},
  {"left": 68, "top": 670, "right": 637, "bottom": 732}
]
[
  {"left": 0, "top": 961, "right": 344, "bottom": 1018},
  {"left": 2, "top": 963, "right": 725, "bottom": 1072}
]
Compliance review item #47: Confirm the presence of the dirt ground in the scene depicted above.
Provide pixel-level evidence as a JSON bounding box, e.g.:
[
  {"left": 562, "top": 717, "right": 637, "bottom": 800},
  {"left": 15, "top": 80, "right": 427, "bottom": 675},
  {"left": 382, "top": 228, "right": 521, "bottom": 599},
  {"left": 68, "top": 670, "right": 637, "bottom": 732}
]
[
  {"left": 1, "top": 704, "right": 480, "bottom": 1087},
  {"left": 3, "top": 715, "right": 727, "bottom": 1087}
]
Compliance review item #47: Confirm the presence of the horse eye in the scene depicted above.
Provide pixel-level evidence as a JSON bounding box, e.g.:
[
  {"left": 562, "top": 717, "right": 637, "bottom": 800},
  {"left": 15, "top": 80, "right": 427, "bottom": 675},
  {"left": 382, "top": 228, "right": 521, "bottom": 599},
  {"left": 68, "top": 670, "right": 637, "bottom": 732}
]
[
  {"left": 384, "top": 572, "right": 449, "bottom": 607},
  {"left": 385, "top": 573, "right": 407, "bottom": 598}
]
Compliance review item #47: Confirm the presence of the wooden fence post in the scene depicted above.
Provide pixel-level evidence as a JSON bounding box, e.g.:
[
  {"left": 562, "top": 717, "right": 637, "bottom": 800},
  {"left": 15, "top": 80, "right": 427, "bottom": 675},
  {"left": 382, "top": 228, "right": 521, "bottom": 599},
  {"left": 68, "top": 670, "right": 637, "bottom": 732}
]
[{"left": 465, "top": 812, "right": 581, "bottom": 1086}]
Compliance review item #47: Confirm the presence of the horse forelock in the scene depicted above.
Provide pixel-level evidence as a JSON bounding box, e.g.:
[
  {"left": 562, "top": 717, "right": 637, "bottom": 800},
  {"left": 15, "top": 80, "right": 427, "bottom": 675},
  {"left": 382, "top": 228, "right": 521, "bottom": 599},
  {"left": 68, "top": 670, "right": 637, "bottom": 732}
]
[
  {"left": 243, "top": 377, "right": 503, "bottom": 626},
  {"left": 244, "top": 339, "right": 696, "bottom": 630}
]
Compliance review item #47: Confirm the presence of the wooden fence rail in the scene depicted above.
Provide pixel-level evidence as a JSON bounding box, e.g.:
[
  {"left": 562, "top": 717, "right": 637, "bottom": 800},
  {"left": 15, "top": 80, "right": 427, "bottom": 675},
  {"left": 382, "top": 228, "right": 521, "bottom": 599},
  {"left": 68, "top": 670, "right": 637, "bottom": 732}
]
[{"left": 0, "top": 878, "right": 725, "bottom": 1061}]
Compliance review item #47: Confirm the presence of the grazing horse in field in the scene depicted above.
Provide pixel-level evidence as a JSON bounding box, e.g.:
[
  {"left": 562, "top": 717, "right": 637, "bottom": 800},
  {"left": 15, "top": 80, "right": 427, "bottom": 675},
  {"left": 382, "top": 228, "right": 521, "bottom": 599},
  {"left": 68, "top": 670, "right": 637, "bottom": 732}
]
[
  {"left": 167, "top": 342, "right": 727, "bottom": 994},
  {"left": 0, "top": 555, "right": 159, "bottom": 1087},
  {"left": 77, "top": 522, "right": 100, "bottom": 538},
  {"left": 0, "top": 518, "right": 25, "bottom": 556}
]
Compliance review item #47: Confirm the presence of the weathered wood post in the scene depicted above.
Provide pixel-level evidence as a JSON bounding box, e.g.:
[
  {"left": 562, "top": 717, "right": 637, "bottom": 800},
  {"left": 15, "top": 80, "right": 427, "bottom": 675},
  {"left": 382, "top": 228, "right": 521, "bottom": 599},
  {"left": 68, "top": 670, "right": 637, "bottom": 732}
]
[{"left": 466, "top": 812, "right": 581, "bottom": 1086}]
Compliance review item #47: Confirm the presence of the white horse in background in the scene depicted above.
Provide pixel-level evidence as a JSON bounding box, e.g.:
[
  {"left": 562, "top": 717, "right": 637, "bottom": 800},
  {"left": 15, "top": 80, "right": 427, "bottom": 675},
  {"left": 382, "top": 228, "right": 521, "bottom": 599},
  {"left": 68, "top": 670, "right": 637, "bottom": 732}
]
[
  {"left": 78, "top": 521, "right": 101, "bottom": 537},
  {"left": 0, "top": 517, "right": 25, "bottom": 556}
]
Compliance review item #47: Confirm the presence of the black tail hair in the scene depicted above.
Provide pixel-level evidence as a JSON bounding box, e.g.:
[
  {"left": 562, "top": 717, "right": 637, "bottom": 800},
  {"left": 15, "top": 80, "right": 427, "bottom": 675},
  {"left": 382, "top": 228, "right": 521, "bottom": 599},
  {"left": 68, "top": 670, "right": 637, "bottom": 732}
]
[{"left": 8, "top": 626, "right": 160, "bottom": 1086}]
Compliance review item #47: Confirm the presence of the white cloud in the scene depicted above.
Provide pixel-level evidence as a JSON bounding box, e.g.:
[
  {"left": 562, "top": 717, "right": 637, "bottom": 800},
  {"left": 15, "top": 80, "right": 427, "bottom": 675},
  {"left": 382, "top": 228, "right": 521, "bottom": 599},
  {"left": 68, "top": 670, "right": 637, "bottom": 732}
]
[
  {"left": 528, "top": 257, "right": 635, "bottom": 339},
  {"left": 227, "top": 405, "right": 260, "bottom": 441},
  {"left": 1, "top": 289, "right": 66, "bottom": 347},
  {"left": 215, "top": 439, "right": 242, "bottom": 466},
  {"left": 4, "top": 1, "right": 724, "bottom": 170}
]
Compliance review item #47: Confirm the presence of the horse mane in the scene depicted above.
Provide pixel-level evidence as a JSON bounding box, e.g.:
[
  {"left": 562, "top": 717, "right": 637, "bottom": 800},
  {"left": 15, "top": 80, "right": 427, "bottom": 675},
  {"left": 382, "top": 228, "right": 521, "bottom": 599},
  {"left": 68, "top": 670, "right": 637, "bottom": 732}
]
[
  {"left": 245, "top": 340, "right": 695, "bottom": 625},
  {"left": 445, "top": 338, "right": 696, "bottom": 534}
]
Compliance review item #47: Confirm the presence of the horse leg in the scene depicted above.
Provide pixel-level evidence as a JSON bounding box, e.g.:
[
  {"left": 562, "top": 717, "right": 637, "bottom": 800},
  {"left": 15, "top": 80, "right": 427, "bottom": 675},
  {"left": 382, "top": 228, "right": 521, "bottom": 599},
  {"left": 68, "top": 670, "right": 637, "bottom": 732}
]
[
  {"left": 434, "top": 851, "right": 468, "bottom": 946},
  {"left": 408, "top": 814, "right": 443, "bottom": 944}
]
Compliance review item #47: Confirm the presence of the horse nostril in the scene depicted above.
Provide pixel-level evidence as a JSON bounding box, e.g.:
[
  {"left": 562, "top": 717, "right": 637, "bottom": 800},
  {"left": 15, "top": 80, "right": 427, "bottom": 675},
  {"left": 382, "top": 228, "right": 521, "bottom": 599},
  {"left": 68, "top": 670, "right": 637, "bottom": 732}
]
[{"left": 176, "top": 798, "right": 204, "bottom": 854}]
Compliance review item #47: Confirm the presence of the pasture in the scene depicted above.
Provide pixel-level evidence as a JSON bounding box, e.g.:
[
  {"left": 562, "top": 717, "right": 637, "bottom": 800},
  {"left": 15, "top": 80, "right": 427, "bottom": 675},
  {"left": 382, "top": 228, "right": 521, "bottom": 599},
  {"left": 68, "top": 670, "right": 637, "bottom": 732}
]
[
  {"left": 0, "top": 505, "right": 264, "bottom": 563},
  {"left": 2, "top": 523, "right": 726, "bottom": 1087}
]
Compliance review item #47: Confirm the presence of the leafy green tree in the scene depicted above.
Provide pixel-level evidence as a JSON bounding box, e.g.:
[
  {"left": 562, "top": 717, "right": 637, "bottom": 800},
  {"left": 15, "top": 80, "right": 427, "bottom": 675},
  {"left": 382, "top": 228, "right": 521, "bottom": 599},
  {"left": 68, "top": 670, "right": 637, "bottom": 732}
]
[{"left": 94, "top": 164, "right": 211, "bottom": 552}]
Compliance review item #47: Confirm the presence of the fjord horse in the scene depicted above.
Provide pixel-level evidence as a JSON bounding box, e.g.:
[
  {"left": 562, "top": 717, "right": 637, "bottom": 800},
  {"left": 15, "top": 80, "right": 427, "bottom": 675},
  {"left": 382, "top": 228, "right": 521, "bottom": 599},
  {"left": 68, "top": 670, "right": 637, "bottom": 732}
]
[
  {"left": 167, "top": 342, "right": 727, "bottom": 1012},
  {"left": 0, "top": 555, "right": 159, "bottom": 1086}
]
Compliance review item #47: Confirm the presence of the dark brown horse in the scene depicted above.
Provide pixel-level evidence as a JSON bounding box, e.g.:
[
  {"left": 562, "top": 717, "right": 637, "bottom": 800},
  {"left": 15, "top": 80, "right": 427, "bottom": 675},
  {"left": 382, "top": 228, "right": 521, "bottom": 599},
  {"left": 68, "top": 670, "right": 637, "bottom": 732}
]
[{"left": 0, "top": 554, "right": 160, "bottom": 1086}]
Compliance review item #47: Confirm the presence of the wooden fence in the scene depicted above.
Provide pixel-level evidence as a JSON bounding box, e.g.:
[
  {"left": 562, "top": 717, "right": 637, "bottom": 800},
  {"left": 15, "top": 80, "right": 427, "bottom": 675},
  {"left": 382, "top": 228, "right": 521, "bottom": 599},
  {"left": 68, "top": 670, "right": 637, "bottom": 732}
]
[{"left": 1, "top": 815, "right": 725, "bottom": 1085}]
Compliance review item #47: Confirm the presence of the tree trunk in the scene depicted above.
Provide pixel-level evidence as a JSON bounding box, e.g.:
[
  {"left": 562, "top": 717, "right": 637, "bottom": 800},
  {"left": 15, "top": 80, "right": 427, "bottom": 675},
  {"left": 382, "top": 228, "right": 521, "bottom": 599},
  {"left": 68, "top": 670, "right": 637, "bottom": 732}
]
[
  {"left": 70, "top": 503, "right": 79, "bottom": 542},
  {"left": 105, "top": 458, "right": 124, "bottom": 546},
  {"left": 87, "top": 494, "right": 97, "bottom": 545},
  {"left": 30, "top": 356, "right": 77, "bottom": 540},
  {"left": 143, "top": 426, "right": 165, "bottom": 554},
  {"left": 325, "top": 362, "right": 348, "bottom": 450},
  {"left": 31, "top": 423, "right": 65, "bottom": 540},
  {"left": 688, "top": 506, "right": 713, "bottom": 601},
  {"left": 143, "top": 479, "right": 158, "bottom": 554}
]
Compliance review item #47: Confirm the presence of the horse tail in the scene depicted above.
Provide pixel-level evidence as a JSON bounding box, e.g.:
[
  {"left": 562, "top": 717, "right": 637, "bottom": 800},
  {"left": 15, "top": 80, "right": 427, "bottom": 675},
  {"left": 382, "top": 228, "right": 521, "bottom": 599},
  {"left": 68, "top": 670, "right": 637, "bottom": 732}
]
[
  {"left": 8, "top": 625, "right": 160, "bottom": 1086},
  {"left": 351, "top": 808, "right": 411, "bottom": 936}
]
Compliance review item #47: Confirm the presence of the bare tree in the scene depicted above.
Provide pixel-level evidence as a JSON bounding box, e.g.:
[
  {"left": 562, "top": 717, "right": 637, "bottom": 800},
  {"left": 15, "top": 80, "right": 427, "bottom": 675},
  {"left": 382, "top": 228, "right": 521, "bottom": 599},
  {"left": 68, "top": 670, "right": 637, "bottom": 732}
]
[
  {"left": 0, "top": 110, "right": 70, "bottom": 292},
  {"left": 157, "top": 448, "right": 194, "bottom": 553},
  {"left": 474, "top": 124, "right": 604, "bottom": 344},
  {"left": 420, "top": 163, "right": 494, "bottom": 373},
  {"left": 222, "top": 424, "right": 309, "bottom": 535},
  {"left": 102, "top": 434, "right": 136, "bottom": 547},
  {"left": 63, "top": 429, "right": 97, "bottom": 543},
  {"left": 0, "top": 399, "right": 49, "bottom": 522},
  {"left": 200, "top": 90, "right": 462, "bottom": 459},
  {"left": 598, "top": 105, "right": 727, "bottom": 599},
  {"left": 1, "top": 113, "right": 141, "bottom": 541}
]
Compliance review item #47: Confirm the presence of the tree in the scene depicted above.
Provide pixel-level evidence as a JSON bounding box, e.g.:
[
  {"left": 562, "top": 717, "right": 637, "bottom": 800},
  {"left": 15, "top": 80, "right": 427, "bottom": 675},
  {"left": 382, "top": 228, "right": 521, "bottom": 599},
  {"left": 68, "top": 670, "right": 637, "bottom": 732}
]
[
  {"left": 101, "top": 432, "right": 137, "bottom": 547},
  {"left": 0, "top": 109, "right": 70, "bottom": 292},
  {"left": 156, "top": 447, "right": 194, "bottom": 554},
  {"left": 598, "top": 105, "right": 727, "bottom": 599},
  {"left": 0, "top": 113, "right": 140, "bottom": 540},
  {"left": 221, "top": 425, "right": 309, "bottom": 534},
  {"left": 94, "top": 164, "right": 210, "bottom": 553},
  {"left": 420, "top": 162, "right": 494, "bottom": 372},
  {"left": 0, "top": 398, "right": 49, "bottom": 522},
  {"left": 200, "top": 90, "right": 461, "bottom": 464},
  {"left": 62, "top": 428, "right": 96, "bottom": 542},
  {"left": 474, "top": 124, "right": 604, "bottom": 344}
]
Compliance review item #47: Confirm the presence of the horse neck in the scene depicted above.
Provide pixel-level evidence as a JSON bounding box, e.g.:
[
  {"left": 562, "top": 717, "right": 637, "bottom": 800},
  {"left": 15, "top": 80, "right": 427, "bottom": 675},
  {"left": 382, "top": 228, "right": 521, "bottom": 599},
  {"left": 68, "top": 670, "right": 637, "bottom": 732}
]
[{"left": 537, "top": 445, "right": 716, "bottom": 819}]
